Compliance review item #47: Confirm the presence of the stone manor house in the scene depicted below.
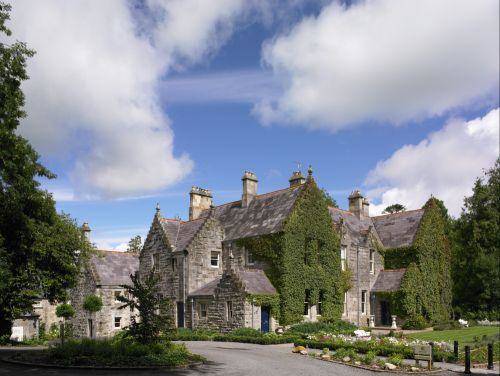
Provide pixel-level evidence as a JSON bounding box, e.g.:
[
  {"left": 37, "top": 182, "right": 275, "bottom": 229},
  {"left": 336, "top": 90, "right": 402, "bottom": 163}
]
[{"left": 11, "top": 168, "right": 434, "bottom": 340}]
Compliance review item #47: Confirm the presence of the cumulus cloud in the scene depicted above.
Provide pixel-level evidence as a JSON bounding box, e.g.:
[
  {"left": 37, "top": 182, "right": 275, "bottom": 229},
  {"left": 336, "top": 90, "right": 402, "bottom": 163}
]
[
  {"left": 365, "top": 108, "right": 499, "bottom": 216},
  {"left": 7, "top": 0, "right": 271, "bottom": 198},
  {"left": 257, "top": 0, "right": 499, "bottom": 130}
]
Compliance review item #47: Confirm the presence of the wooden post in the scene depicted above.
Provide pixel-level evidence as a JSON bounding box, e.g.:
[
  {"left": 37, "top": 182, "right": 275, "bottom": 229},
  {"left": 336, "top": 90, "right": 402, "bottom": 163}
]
[
  {"left": 453, "top": 340, "right": 459, "bottom": 360},
  {"left": 487, "top": 343, "right": 494, "bottom": 370},
  {"left": 429, "top": 342, "right": 434, "bottom": 369},
  {"left": 464, "top": 346, "right": 471, "bottom": 375}
]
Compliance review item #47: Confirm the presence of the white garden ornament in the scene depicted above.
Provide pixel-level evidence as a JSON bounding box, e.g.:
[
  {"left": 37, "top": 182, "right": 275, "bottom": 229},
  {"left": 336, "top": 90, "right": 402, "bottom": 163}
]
[{"left": 458, "top": 319, "right": 469, "bottom": 327}]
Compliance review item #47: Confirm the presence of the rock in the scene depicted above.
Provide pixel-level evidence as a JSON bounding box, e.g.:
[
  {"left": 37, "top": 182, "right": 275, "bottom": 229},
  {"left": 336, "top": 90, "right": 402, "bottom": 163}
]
[
  {"left": 342, "top": 356, "right": 351, "bottom": 363},
  {"left": 411, "top": 367, "right": 420, "bottom": 372},
  {"left": 354, "top": 361, "right": 361, "bottom": 365},
  {"left": 321, "top": 354, "right": 331, "bottom": 360},
  {"left": 300, "top": 349, "right": 308, "bottom": 355},
  {"left": 292, "top": 346, "right": 306, "bottom": 353},
  {"left": 385, "top": 363, "right": 397, "bottom": 370}
]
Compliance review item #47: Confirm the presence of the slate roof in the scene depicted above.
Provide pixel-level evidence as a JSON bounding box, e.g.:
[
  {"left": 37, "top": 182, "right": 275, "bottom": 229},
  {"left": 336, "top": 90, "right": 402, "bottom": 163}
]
[
  {"left": 372, "top": 209, "right": 424, "bottom": 248},
  {"left": 91, "top": 251, "right": 139, "bottom": 286},
  {"left": 371, "top": 269, "right": 407, "bottom": 292},
  {"left": 329, "top": 207, "right": 374, "bottom": 244},
  {"left": 239, "top": 269, "right": 277, "bottom": 295},
  {"left": 160, "top": 218, "right": 206, "bottom": 251},
  {"left": 208, "top": 185, "right": 304, "bottom": 241},
  {"left": 188, "top": 269, "right": 277, "bottom": 297}
]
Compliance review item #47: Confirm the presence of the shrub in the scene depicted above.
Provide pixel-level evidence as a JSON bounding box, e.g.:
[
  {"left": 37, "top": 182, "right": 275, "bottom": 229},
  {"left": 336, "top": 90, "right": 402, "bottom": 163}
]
[
  {"left": 83, "top": 295, "right": 103, "bottom": 313},
  {"left": 334, "top": 348, "right": 358, "bottom": 361},
  {"left": 388, "top": 354, "right": 404, "bottom": 367},
  {"left": 402, "top": 315, "right": 428, "bottom": 330},
  {"left": 56, "top": 303, "right": 75, "bottom": 319},
  {"left": 362, "top": 351, "right": 376, "bottom": 365},
  {"left": 288, "top": 321, "right": 356, "bottom": 335},
  {"left": 433, "top": 320, "right": 461, "bottom": 331},
  {"left": 229, "top": 327, "right": 262, "bottom": 337}
]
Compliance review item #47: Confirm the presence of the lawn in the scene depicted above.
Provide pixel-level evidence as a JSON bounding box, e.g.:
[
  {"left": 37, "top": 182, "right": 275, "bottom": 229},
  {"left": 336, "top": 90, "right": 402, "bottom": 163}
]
[{"left": 409, "top": 326, "right": 499, "bottom": 345}]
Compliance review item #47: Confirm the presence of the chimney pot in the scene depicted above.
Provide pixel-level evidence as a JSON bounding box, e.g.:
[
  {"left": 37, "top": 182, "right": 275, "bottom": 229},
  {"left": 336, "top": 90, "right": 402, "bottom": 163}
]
[{"left": 348, "top": 190, "right": 366, "bottom": 218}]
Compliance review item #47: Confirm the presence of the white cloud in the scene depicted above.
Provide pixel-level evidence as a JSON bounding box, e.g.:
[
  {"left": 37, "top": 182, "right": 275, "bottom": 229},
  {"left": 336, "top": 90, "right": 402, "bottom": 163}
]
[
  {"left": 365, "top": 108, "right": 499, "bottom": 216},
  {"left": 257, "top": 0, "right": 499, "bottom": 130},
  {"left": 7, "top": 0, "right": 272, "bottom": 198}
]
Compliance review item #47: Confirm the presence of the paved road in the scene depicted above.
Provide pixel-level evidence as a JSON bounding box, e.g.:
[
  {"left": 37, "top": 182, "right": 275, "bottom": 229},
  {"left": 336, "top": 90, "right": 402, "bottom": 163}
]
[{"left": 0, "top": 342, "right": 461, "bottom": 376}]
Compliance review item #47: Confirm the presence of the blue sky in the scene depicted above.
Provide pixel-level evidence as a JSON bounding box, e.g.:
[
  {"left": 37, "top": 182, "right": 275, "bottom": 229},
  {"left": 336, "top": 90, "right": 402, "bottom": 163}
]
[{"left": 7, "top": 0, "right": 499, "bottom": 250}]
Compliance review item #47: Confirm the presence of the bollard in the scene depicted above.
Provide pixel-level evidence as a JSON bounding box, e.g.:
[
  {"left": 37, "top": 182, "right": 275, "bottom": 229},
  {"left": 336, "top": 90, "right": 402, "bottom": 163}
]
[
  {"left": 453, "top": 340, "right": 459, "bottom": 360},
  {"left": 487, "top": 343, "right": 493, "bottom": 370},
  {"left": 464, "top": 346, "right": 471, "bottom": 375}
]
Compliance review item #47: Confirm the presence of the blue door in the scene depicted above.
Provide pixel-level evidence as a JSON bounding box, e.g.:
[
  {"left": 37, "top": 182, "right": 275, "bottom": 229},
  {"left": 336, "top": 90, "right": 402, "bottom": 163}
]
[{"left": 261, "top": 307, "right": 270, "bottom": 332}]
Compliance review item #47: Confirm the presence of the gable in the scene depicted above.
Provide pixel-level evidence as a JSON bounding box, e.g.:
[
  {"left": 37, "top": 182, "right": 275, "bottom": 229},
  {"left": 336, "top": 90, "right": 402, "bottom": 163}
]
[
  {"left": 372, "top": 209, "right": 424, "bottom": 248},
  {"left": 91, "top": 251, "right": 139, "bottom": 286}
]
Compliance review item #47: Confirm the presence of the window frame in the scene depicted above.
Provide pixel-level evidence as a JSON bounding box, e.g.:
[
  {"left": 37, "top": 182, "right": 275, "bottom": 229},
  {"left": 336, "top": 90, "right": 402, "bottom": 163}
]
[
  {"left": 246, "top": 249, "right": 255, "bottom": 266},
  {"left": 361, "top": 290, "right": 367, "bottom": 315},
  {"left": 210, "top": 251, "right": 220, "bottom": 268},
  {"left": 343, "top": 292, "right": 348, "bottom": 316},
  {"left": 151, "top": 253, "right": 160, "bottom": 269},
  {"left": 226, "top": 301, "right": 233, "bottom": 321},
  {"left": 369, "top": 250, "right": 375, "bottom": 274},
  {"left": 340, "top": 245, "right": 347, "bottom": 271},
  {"left": 171, "top": 257, "right": 177, "bottom": 272},
  {"left": 114, "top": 290, "right": 122, "bottom": 303},
  {"left": 198, "top": 302, "right": 208, "bottom": 319},
  {"left": 114, "top": 316, "right": 122, "bottom": 329}
]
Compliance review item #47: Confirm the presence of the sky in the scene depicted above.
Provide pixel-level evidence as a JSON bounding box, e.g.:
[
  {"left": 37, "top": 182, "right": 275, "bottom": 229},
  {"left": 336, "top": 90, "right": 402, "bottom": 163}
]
[{"left": 4, "top": 0, "right": 499, "bottom": 251}]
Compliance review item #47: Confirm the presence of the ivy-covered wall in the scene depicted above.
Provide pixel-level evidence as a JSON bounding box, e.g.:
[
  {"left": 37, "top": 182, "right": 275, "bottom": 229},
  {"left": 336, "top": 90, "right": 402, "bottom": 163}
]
[
  {"left": 238, "top": 180, "right": 347, "bottom": 325},
  {"left": 384, "top": 198, "right": 452, "bottom": 324}
]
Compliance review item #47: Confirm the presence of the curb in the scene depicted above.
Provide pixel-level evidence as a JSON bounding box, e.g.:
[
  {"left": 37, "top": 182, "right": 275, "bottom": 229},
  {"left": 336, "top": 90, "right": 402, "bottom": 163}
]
[
  {"left": 1, "top": 356, "right": 204, "bottom": 370},
  {"left": 302, "top": 354, "right": 443, "bottom": 374}
]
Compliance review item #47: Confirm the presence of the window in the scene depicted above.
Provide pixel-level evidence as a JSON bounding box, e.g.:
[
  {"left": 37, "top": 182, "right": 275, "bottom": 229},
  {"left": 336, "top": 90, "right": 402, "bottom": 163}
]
[
  {"left": 171, "top": 257, "right": 177, "bottom": 272},
  {"left": 246, "top": 249, "right": 255, "bottom": 265},
  {"left": 369, "top": 250, "right": 375, "bottom": 274},
  {"left": 318, "top": 290, "right": 325, "bottom": 316},
  {"left": 343, "top": 292, "right": 348, "bottom": 315},
  {"left": 114, "top": 290, "right": 122, "bottom": 302},
  {"left": 340, "top": 245, "right": 347, "bottom": 271},
  {"left": 114, "top": 316, "right": 121, "bottom": 328},
  {"left": 361, "top": 290, "right": 367, "bottom": 315},
  {"left": 303, "top": 290, "right": 311, "bottom": 316},
  {"left": 199, "top": 302, "right": 207, "bottom": 319},
  {"left": 210, "top": 251, "right": 220, "bottom": 268},
  {"left": 226, "top": 301, "right": 233, "bottom": 320},
  {"left": 152, "top": 253, "right": 160, "bottom": 269}
]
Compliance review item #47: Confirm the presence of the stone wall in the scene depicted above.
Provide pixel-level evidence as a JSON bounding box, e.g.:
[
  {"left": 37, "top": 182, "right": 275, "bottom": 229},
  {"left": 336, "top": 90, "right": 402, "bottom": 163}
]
[{"left": 70, "top": 266, "right": 97, "bottom": 337}]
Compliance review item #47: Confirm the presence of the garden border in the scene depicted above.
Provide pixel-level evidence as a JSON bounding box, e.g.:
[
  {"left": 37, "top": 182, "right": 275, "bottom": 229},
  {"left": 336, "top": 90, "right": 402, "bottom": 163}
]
[{"left": 0, "top": 355, "right": 204, "bottom": 370}]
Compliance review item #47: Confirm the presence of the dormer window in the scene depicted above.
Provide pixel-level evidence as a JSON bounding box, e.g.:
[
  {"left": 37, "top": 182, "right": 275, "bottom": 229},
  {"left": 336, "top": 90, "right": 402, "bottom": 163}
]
[{"left": 210, "top": 251, "right": 220, "bottom": 268}]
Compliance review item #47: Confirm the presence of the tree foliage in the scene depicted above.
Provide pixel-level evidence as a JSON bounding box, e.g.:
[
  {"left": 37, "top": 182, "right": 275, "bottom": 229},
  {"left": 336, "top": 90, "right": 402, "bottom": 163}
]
[
  {"left": 83, "top": 295, "right": 103, "bottom": 313},
  {"left": 127, "top": 235, "right": 143, "bottom": 253},
  {"left": 239, "top": 180, "right": 347, "bottom": 325},
  {"left": 0, "top": 3, "right": 92, "bottom": 336},
  {"left": 56, "top": 303, "right": 75, "bottom": 319},
  {"left": 383, "top": 204, "right": 406, "bottom": 214},
  {"left": 452, "top": 159, "right": 500, "bottom": 317},
  {"left": 118, "top": 270, "right": 174, "bottom": 344},
  {"left": 321, "top": 188, "right": 338, "bottom": 208}
]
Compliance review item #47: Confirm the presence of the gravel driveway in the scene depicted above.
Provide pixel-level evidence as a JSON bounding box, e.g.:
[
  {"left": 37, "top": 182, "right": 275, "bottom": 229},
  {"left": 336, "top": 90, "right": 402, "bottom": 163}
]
[{"left": 0, "top": 342, "right": 460, "bottom": 376}]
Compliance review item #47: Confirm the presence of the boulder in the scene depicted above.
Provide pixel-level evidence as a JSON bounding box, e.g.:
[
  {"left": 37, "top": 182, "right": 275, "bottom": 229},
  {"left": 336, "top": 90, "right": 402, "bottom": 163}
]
[
  {"left": 385, "top": 363, "right": 397, "bottom": 370},
  {"left": 411, "top": 367, "right": 420, "bottom": 372},
  {"left": 354, "top": 361, "right": 361, "bottom": 365},
  {"left": 342, "top": 356, "right": 351, "bottom": 363},
  {"left": 299, "top": 349, "right": 308, "bottom": 355},
  {"left": 320, "top": 354, "right": 331, "bottom": 360},
  {"left": 292, "top": 346, "right": 306, "bottom": 353}
]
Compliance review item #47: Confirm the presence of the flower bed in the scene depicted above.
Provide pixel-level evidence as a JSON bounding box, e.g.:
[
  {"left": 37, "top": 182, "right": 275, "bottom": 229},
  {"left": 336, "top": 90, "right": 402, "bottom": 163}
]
[
  {"left": 10, "top": 338, "right": 204, "bottom": 368},
  {"left": 294, "top": 333, "right": 456, "bottom": 363}
]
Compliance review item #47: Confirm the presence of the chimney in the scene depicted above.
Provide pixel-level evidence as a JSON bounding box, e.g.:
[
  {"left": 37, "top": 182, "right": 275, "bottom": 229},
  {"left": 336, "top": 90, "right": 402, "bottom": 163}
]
[
  {"left": 242, "top": 171, "right": 258, "bottom": 207},
  {"left": 348, "top": 190, "right": 365, "bottom": 218},
  {"left": 189, "top": 186, "right": 213, "bottom": 220},
  {"left": 362, "top": 197, "right": 370, "bottom": 217},
  {"left": 81, "top": 222, "right": 91, "bottom": 241},
  {"left": 289, "top": 170, "right": 305, "bottom": 187}
]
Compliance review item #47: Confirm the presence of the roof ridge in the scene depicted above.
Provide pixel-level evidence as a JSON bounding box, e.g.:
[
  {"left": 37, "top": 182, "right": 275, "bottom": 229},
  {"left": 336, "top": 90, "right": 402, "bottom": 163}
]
[{"left": 372, "top": 208, "right": 424, "bottom": 218}]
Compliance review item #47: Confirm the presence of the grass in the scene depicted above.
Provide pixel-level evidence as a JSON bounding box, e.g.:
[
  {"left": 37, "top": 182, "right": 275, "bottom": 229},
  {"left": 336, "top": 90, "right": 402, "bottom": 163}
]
[{"left": 408, "top": 326, "right": 499, "bottom": 346}]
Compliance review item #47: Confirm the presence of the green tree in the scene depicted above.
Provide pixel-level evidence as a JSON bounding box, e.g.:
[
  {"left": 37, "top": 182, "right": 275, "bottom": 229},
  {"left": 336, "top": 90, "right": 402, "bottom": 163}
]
[
  {"left": 83, "top": 295, "right": 103, "bottom": 313},
  {"left": 55, "top": 303, "right": 75, "bottom": 344},
  {"left": 0, "top": 3, "right": 93, "bottom": 336},
  {"left": 453, "top": 159, "right": 500, "bottom": 317},
  {"left": 118, "top": 270, "right": 173, "bottom": 344},
  {"left": 383, "top": 204, "right": 406, "bottom": 214},
  {"left": 127, "top": 235, "right": 142, "bottom": 253},
  {"left": 321, "top": 188, "right": 338, "bottom": 208}
]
